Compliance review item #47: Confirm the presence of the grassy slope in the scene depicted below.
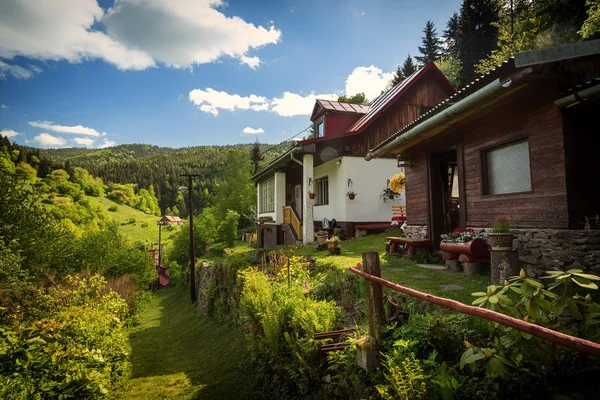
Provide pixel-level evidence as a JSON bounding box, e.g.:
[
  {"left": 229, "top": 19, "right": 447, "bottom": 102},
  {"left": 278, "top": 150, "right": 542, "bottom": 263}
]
[
  {"left": 288, "top": 230, "right": 491, "bottom": 304},
  {"left": 115, "top": 288, "right": 249, "bottom": 400},
  {"left": 87, "top": 196, "right": 173, "bottom": 244}
]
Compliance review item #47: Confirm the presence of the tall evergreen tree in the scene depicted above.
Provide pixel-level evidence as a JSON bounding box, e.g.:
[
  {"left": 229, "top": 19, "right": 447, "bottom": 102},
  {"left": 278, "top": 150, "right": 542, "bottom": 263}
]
[
  {"left": 415, "top": 21, "right": 443, "bottom": 64},
  {"left": 456, "top": 0, "right": 501, "bottom": 86},
  {"left": 389, "top": 55, "right": 417, "bottom": 87},
  {"left": 443, "top": 12, "right": 460, "bottom": 56},
  {"left": 249, "top": 139, "right": 264, "bottom": 175}
]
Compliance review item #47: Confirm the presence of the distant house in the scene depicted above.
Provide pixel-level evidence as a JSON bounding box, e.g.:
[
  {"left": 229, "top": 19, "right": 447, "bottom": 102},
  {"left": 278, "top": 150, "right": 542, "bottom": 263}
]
[
  {"left": 160, "top": 215, "right": 183, "bottom": 226},
  {"left": 251, "top": 63, "right": 456, "bottom": 247},
  {"left": 366, "top": 40, "right": 600, "bottom": 275}
]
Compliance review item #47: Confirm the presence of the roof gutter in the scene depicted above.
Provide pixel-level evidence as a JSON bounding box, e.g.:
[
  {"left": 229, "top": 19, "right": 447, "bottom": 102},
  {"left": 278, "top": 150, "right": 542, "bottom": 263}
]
[
  {"left": 365, "top": 68, "right": 532, "bottom": 161},
  {"left": 554, "top": 84, "right": 600, "bottom": 108},
  {"left": 290, "top": 152, "right": 303, "bottom": 167}
]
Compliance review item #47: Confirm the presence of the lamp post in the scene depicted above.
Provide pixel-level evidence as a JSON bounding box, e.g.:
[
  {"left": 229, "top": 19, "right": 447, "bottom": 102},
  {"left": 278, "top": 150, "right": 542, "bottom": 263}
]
[{"left": 179, "top": 174, "right": 202, "bottom": 304}]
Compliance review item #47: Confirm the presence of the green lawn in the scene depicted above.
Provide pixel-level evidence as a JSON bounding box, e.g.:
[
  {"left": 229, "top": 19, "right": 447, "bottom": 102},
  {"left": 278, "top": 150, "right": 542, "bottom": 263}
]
[
  {"left": 286, "top": 230, "right": 492, "bottom": 305},
  {"left": 88, "top": 196, "right": 179, "bottom": 245},
  {"left": 115, "top": 287, "right": 250, "bottom": 400}
]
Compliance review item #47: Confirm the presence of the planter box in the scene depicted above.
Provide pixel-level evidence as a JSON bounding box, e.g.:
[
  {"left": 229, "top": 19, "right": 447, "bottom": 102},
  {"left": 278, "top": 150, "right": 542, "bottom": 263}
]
[
  {"left": 487, "top": 233, "right": 514, "bottom": 251},
  {"left": 440, "top": 239, "right": 489, "bottom": 258}
]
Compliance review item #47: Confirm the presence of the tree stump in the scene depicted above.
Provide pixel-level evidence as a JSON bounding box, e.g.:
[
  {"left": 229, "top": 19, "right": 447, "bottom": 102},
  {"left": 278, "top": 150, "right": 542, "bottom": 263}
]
[
  {"left": 491, "top": 250, "right": 520, "bottom": 284},
  {"left": 463, "top": 262, "right": 482, "bottom": 275},
  {"left": 446, "top": 260, "right": 462, "bottom": 272}
]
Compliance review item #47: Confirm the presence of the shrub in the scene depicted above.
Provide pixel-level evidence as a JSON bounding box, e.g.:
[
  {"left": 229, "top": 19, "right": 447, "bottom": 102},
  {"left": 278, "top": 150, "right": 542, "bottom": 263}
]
[
  {"left": 218, "top": 209, "right": 240, "bottom": 247},
  {"left": 108, "top": 205, "right": 118, "bottom": 212}
]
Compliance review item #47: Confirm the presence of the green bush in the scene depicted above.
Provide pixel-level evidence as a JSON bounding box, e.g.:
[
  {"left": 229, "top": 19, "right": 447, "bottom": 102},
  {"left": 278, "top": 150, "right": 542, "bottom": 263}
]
[
  {"left": 218, "top": 209, "right": 240, "bottom": 247},
  {"left": 108, "top": 205, "right": 118, "bottom": 212},
  {"left": 0, "top": 275, "right": 130, "bottom": 399}
]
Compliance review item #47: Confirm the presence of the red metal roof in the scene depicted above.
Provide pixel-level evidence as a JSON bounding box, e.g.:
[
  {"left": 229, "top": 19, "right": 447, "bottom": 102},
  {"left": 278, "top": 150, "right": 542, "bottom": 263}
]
[
  {"left": 347, "top": 62, "right": 456, "bottom": 134},
  {"left": 311, "top": 99, "right": 369, "bottom": 120}
]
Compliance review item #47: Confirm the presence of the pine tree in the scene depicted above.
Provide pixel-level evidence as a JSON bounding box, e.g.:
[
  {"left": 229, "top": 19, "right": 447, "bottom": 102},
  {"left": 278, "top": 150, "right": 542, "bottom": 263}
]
[
  {"left": 456, "top": 0, "right": 501, "bottom": 86},
  {"left": 443, "top": 12, "right": 460, "bottom": 56},
  {"left": 415, "top": 21, "right": 443, "bottom": 65},
  {"left": 389, "top": 55, "right": 417, "bottom": 87},
  {"left": 249, "top": 139, "right": 264, "bottom": 175}
]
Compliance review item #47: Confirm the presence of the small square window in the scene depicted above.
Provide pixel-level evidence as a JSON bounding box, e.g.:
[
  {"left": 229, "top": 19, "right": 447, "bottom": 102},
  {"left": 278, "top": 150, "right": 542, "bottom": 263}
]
[{"left": 485, "top": 140, "right": 532, "bottom": 195}]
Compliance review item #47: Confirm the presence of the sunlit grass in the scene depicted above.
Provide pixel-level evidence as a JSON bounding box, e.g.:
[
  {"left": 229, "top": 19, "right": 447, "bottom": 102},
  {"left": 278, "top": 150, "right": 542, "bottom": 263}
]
[{"left": 115, "top": 287, "right": 249, "bottom": 400}]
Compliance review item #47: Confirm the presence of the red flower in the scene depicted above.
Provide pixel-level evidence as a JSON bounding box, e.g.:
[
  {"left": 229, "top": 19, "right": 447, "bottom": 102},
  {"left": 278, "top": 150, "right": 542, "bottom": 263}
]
[
  {"left": 356, "top": 262, "right": 362, "bottom": 269},
  {"left": 466, "top": 228, "right": 474, "bottom": 233},
  {"left": 453, "top": 228, "right": 462, "bottom": 233},
  {"left": 305, "top": 262, "right": 311, "bottom": 267}
]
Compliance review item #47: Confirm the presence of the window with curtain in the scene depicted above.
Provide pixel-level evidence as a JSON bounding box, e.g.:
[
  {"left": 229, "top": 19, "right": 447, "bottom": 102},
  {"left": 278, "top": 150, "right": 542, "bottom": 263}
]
[
  {"left": 315, "top": 177, "right": 329, "bottom": 205},
  {"left": 259, "top": 176, "right": 275, "bottom": 213},
  {"left": 485, "top": 139, "right": 532, "bottom": 195}
]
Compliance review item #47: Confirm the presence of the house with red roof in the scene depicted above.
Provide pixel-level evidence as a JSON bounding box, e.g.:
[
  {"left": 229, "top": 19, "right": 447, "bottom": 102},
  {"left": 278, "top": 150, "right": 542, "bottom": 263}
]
[{"left": 251, "top": 63, "right": 456, "bottom": 247}]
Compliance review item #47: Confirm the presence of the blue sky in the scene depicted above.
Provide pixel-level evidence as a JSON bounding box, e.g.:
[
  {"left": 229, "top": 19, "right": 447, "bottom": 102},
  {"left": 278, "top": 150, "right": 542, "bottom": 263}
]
[{"left": 0, "top": 0, "right": 462, "bottom": 149}]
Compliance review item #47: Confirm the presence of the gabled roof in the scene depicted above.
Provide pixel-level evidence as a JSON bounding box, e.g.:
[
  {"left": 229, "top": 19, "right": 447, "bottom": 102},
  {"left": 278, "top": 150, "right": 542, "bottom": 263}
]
[
  {"left": 347, "top": 62, "right": 456, "bottom": 134},
  {"left": 310, "top": 99, "right": 370, "bottom": 120}
]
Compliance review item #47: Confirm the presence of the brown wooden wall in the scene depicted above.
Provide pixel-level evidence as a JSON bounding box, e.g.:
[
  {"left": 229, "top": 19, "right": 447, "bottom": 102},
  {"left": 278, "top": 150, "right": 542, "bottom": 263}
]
[
  {"left": 350, "top": 72, "right": 454, "bottom": 155},
  {"left": 404, "top": 84, "right": 570, "bottom": 231}
]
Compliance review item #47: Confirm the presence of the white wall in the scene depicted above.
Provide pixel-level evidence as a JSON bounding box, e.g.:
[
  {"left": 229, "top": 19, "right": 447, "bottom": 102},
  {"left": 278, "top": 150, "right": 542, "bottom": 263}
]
[
  {"left": 344, "top": 157, "right": 405, "bottom": 222},
  {"left": 312, "top": 156, "right": 404, "bottom": 223}
]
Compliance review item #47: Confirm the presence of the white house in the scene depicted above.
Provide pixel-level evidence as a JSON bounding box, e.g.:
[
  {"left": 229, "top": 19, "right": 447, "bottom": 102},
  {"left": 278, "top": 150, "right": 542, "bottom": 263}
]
[{"left": 251, "top": 63, "right": 456, "bottom": 247}]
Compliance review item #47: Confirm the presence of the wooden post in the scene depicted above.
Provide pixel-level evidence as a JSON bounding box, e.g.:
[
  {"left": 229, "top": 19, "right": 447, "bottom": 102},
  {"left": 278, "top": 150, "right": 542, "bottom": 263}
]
[
  {"left": 362, "top": 252, "right": 386, "bottom": 341},
  {"left": 491, "top": 250, "right": 520, "bottom": 284}
]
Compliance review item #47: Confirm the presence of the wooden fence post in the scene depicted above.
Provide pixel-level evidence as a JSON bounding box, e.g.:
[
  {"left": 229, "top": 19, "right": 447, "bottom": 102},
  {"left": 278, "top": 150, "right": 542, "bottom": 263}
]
[{"left": 362, "top": 252, "right": 386, "bottom": 341}]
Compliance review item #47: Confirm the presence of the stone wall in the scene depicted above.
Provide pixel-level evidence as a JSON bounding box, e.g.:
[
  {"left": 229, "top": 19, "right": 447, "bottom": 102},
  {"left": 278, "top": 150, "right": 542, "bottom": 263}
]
[
  {"left": 511, "top": 229, "right": 600, "bottom": 276},
  {"left": 402, "top": 224, "right": 429, "bottom": 240}
]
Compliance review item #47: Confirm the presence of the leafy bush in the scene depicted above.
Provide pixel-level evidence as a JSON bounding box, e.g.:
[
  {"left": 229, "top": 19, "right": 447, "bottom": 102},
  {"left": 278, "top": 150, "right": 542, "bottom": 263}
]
[
  {"left": 0, "top": 275, "right": 130, "bottom": 399},
  {"left": 108, "top": 205, "right": 118, "bottom": 212},
  {"left": 218, "top": 209, "right": 240, "bottom": 247}
]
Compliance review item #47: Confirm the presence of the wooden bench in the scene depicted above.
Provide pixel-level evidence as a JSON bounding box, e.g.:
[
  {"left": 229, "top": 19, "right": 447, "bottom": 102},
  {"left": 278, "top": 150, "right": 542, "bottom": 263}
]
[{"left": 386, "top": 237, "right": 431, "bottom": 260}]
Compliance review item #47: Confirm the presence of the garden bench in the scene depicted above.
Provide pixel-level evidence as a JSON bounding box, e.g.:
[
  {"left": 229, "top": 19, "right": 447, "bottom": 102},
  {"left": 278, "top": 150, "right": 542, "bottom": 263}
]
[
  {"left": 386, "top": 237, "right": 431, "bottom": 260},
  {"left": 391, "top": 205, "right": 406, "bottom": 224}
]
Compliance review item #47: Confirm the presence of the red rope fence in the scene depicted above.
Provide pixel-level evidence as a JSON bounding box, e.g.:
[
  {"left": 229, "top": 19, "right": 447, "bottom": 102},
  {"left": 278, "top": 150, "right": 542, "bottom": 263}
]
[{"left": 349, "top": 266, "right": 600, "bottom": 358}]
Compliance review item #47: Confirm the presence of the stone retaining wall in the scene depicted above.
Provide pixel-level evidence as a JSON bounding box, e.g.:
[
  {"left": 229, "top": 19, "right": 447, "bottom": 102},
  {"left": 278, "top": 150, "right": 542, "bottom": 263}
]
[
  {"left": 510, "top": 229, "right": 600, "bottom": 276},
  {"left": 402, "top": 224, "right": 429, "bottom": 240}
]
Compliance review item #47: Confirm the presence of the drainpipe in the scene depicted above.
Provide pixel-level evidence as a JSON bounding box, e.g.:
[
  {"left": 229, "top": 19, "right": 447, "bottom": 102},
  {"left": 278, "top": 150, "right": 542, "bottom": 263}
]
[
  {"left": 290, "top": 152, "right": 303, "bottom": 167},
  {"left": 554, "top": 84, "right": 600, "bottom": 108},
  {"left": 365, "top": 68, "right": 533, "bottom": 160}
]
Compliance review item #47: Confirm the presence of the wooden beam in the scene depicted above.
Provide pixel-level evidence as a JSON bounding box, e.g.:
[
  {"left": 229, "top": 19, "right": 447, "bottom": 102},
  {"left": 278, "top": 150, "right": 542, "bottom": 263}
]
[
  {"left": 349, "top": 267, "right": 600, "bottom": 358},
  {"left": 362, "top": 252, "right": 386, "bottom": 341}
]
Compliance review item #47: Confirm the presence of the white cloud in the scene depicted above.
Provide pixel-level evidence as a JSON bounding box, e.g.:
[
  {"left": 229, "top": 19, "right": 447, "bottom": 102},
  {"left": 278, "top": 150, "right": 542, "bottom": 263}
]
[
  {"left": 74, "top": 137, "right": 94, "bottom": 146},
  {"left": 270, "top": 92, "right": 337, "bottom": 117},
  {"left": 0, "top": 0, "right": 280, "bottom": 73},
  {"left": 242, "top": 127, "right": 264, "bottom": 135},
  {"left": 98, "top": 138, "right": 116, "bottom": 148},
  {"left": 33, "top": 133, "right": 67, "bottom": 147},
  {"left": 189, "top": 88, "right": 269, "bottom": 116},
  {"left": 345, "top": 66, "right": 394, "bottom": 101},
  {"left": 1, "top": 104, "right": 8, "bottom": 108},
  {"left": 0, "top": 60, "right": 42, "bottom": 80},
  {"left": 28, "top": 121, "right": 105, "bottom": 137},
  {"left": 349, "top": 7, "right": 365, "bottom": 18},
  {"left": 1, "top": 129, "right": 21, "bottom": 138},
  {"left": 240, "top": 55, "right": 260, "bottom": 69}
]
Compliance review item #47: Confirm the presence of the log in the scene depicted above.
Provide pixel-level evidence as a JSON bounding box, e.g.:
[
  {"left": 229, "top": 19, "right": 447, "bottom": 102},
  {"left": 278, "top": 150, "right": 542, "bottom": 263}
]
[
  {"left": 362, "top": 252, "right": 386, "bottom": 341},
  {"left": 440, "top": 239, "right": 489, "bottom": 258},
  {"left": 348, "top": 266, "right": 600, "bottom": 358}
]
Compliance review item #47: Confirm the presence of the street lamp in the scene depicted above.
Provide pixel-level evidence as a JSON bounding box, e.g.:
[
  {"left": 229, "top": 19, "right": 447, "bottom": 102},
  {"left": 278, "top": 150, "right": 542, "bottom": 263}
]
[{"left": 179, "top": 174, "right": 202, "bottom": 304}]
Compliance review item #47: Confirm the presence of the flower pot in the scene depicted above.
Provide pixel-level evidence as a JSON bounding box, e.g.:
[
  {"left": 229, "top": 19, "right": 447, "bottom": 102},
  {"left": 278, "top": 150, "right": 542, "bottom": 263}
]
[
  {"left": 308, "top": 193, "right": 316, "bottom": 199},
  {"left": 440, "top": 239, "right": 488, "bottom": 258},
  {"left": 348, "top": 194, "right": 356, "bottom": 200},
  {"left": 388, "top": 194, "right": 395, "bottom": 199},
  {"left": 316, "top": 235, "right": 327, "bottom": 245},
  {"left": 487, "top": 233, "right": 514, "bottom": 251},
  {"left": 329, "top": 242, "right": 338, "bottom": 249}
]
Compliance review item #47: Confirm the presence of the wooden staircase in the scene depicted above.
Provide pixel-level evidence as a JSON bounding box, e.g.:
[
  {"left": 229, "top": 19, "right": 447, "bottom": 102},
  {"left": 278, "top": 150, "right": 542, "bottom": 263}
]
[{"left": 282, "top": 206, "right": 302, "bottom": 241}]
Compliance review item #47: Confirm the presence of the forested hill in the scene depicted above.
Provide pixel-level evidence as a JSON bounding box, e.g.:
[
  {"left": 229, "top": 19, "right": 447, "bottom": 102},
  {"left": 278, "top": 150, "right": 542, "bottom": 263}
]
[{"left": 40, "top": 142, "right": 290, "bottom": 214}]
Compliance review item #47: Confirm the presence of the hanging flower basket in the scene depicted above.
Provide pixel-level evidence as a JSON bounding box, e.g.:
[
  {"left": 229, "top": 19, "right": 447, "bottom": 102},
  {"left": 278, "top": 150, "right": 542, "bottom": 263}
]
[
  {"left": 308, "top": 192, "right": 316, "bottom": 199},
  {"left": 347, "top": 191, "right": 357, "bottom": 200}
]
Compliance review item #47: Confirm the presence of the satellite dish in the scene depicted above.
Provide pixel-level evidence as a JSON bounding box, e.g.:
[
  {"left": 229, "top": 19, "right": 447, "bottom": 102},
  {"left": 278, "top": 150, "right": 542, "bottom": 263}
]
[{"left": 320, "top": 147, "right": 339, "bottom": 163}]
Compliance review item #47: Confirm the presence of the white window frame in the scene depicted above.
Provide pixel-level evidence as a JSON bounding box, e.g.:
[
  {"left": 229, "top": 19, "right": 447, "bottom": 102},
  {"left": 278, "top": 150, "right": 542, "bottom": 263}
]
[
  {"left": 315, "top": 176, "right": 329, "bottom": 206},
  {"left": 316, "top": 119, "right": 324, "bottom": 138},
  {"left": 259, "top": 176, "right": 275, "bottom": 213}
]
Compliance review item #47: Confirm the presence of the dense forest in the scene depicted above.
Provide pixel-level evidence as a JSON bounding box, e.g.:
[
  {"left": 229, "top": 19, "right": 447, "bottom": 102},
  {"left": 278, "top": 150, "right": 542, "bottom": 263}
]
[{"left": 40, "top": 142, "right": 290, "bottom": 216}]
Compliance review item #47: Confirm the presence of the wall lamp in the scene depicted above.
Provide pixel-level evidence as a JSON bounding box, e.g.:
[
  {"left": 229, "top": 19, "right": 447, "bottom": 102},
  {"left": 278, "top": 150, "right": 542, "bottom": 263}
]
[
  {"left": 397, "top": 154, "right": 412, "bottom": 168},
  {"left": 336, "top": 159, "right": 342, "bottom": 166},
  {"left": 347, "top": 178, "right": 353, "bottom": 187},
  {"left": 308, "top": 177, "right": 313, "bottom": 186}
]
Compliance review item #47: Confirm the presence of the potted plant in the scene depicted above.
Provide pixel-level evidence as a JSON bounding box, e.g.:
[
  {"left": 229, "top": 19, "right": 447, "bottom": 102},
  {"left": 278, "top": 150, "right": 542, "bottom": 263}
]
[
  {"left": 347, "top": 191, "right": 357, "bottom": 200},
  {"left": 315, "top": 230, "right": 327, "bottom": 245},
  {"left": 327, "top": 235, "right": 340, "bottom": 248},
  {"left": 380, "top": 187, "right": 397, "bottom": 202},
  {"left": 487, "top": 217, "right": 514, "bottom": 251},
  {"left": 308, "top": 190, "right": 316, "bottom": 199}
]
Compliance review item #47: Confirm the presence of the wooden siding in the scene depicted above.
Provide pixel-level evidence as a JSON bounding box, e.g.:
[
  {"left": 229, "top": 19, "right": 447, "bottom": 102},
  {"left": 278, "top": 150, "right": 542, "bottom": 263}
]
[
  {"left": 324, "top": 113, "right": 363, "bottom": 138},
  {"left": 351, "top": 72, "right": 454, "bottom": 156},
  {"left": 462, "top": 89, "right": 568, "bottom": 229},
  {"left": 405, "top": 152, "right": 429, "bottom": 225}
]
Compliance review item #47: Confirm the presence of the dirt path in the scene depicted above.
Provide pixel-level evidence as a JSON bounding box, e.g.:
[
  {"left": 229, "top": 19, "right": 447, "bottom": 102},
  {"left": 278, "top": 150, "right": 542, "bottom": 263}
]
[{"left": 115, "top": 287, "right": 250, "bottom": 400}]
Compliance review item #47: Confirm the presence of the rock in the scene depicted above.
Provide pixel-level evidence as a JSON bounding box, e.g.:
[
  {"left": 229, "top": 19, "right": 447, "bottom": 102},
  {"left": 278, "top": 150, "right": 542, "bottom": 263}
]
[{"left": 519, "top": 254, "right": 539, "bottom": 265}]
